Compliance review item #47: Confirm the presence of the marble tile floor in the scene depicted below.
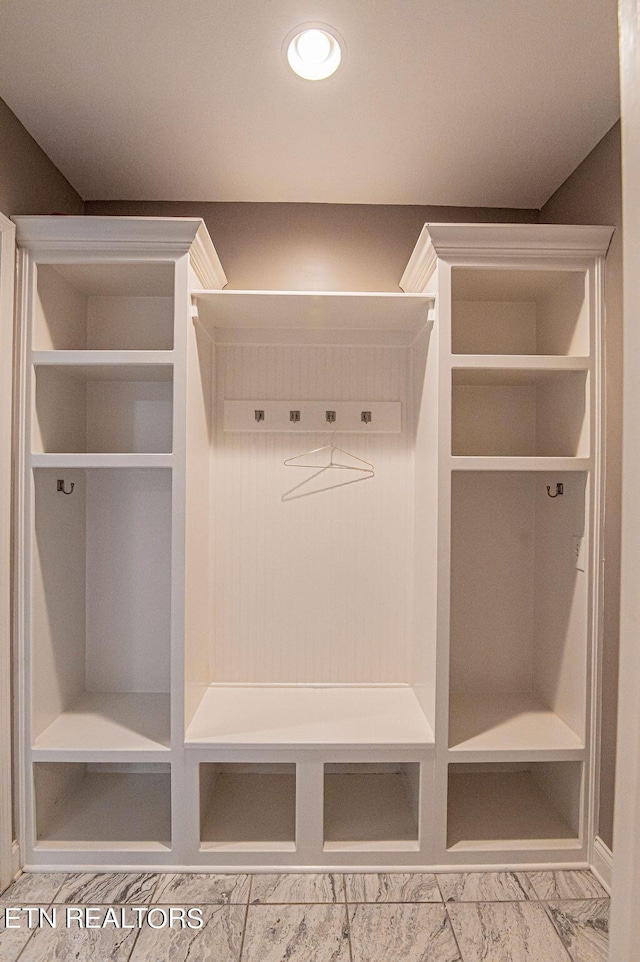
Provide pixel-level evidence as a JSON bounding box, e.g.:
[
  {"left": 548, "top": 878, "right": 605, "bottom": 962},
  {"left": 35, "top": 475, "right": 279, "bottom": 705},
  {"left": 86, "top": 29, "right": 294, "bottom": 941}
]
[{"left": 0, "top": 869, "right": 609, "bottom": 962}]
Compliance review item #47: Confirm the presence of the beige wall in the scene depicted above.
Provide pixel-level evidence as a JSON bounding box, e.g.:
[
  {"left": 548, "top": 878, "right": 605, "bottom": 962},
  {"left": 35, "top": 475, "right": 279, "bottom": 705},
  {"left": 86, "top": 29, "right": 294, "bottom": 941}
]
[
  {"left": 85, "top": 200, "right": 538, "bottom": 291},
  {"left": 0, "top": 97, "right": 82, "bottom": 216},
  {"left": 541, "top": 121, "right": 622, "bottom": 851}
]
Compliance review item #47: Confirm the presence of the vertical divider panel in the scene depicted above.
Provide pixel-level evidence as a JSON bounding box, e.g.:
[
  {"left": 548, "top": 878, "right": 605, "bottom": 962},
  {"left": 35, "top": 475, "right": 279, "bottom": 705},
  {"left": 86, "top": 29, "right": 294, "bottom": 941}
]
[
  {"left": 296, "top": 761, "right": 324, "bottom": 856},
  {"left": 436, "top": 259, "right": 454, "bottom": 860},
  {"left": 169, "top": 253, "right": 189, "bottom": 856}
]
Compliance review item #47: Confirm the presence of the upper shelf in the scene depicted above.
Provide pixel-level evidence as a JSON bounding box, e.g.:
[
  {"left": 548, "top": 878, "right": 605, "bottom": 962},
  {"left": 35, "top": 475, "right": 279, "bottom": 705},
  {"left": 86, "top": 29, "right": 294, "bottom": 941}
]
[{"left": 193, "top": 290, "right": 435, "bottom": 345}]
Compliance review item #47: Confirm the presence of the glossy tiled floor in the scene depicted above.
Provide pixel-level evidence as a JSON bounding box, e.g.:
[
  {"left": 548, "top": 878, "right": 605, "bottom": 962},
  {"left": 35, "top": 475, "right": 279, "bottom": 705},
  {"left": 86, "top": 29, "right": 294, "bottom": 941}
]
[{"left": 0, "top": 869, "right": 609, "bottom": 961}]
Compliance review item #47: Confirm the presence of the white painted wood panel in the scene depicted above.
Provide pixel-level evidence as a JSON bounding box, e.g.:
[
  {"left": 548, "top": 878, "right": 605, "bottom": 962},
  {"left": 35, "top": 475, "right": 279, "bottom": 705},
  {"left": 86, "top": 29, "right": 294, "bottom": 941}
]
[
  {"left": 87, "top": 296, "right": 174, "bottom": 351},
  {"left": 34, "top": 263, "right": 87, "bottom": 350},
  {"left": 448, "top": 693, "right": 584, "bottom": 753},
  {"left": 450, "top": 472, "right": 536, "bottom": 695},
  {"left": 186, "top": 685, "right": 434, "bottom": 748},
  {"left": 184, "top": 321, "right": 214, "bottom": 729},
  {"left": 195, "top": 290, "right": 433, "bottom": 336},
  {"left": 85, "top": 469, "right": 172, "bottom": 693},
  {"left": 410, "top": 321, "right": 439, "bottom": 733},
  {"left": 32, "top": 470, "right": 87, "bottom": 740},
  {"left": 0, "top": 212, "right": 14, "bottom": 891},
  {"left": 32, "top": 692, "right": 171, "bottom": 754},
  {"left": 210, "top": 344, "right": 413, "bottom": 684},
  {"left": 533, "top": 473, "right": 589, "bottom": 740}
]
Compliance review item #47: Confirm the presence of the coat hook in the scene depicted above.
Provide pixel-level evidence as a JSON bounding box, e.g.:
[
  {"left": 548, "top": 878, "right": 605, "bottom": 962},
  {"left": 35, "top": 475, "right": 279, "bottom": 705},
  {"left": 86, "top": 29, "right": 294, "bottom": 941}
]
[
  {"left": 547, "top": 483, "right": 563, "bottom": 498},
  {"left": 325, "top": 410, "right": 336, "bottom": 423},
  {"left": 254, "top": 409, "right": 265, "bottom": 422},
  {"left": 57, "top": 479, "right": 74, "bottom": 495},
  {"left": 361, "top": 411, "right": 372, "bottom": 423}
]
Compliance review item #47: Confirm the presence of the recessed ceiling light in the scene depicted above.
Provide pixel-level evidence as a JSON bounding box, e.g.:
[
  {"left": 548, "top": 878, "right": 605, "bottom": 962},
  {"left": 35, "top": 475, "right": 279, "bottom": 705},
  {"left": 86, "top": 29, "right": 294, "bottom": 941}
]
[{"left": 285, "top": 24, "right": 344, "bottom": 81}]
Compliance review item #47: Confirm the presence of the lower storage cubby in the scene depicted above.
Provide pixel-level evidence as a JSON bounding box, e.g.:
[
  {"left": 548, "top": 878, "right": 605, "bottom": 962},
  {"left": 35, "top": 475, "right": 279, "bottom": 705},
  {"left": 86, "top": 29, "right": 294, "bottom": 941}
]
[
  {"left": 33, "top": 763, "right": 171, "bottom": 849},
  {"left": 324, "top": 763, "right": 420, "bottom": 849},
  {"left": 447, "top": 762, "right": 582, "bottom": 851},
  {"left": 200, "top": 764, "right": 296, "bottom": 849}
]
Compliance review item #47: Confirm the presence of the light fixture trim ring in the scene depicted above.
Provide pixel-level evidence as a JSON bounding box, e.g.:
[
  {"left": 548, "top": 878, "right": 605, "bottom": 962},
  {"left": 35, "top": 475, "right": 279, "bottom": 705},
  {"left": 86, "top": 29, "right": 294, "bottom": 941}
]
[{"left": 283, "top": 22, "right": 346, "bottom": 81}]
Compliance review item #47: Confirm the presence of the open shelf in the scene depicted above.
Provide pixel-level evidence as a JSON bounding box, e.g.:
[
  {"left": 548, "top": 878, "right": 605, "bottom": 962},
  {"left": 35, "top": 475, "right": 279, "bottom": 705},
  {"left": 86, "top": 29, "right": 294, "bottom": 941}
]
[
  {"left": 447, "top": 762, "right": 582, "bottom": 850},
  {"left": 186, "top": 686, "right": 434, "bottom": 750},
  {"left": 449, "top": 472, "right": 588, "bottom": 750},
  {"left": 194, "top": 290, "right": 434, "bottom": 345},
  {"left": 200, "top": 764, "right": 296, "bottom": 851},
  {"left": 34, "top": 763, "right": 171, "bottom": 849},
  {"left": 31, "top": 453, "right": 173, "bottom": 468},
  {"left": 448, "top": 692, "right": 583, "bottom": 754},
  {"left": 33, "top": 692, "right": 170, "bottom": 754},
  {"left": 451, "top": 268, "right": 588, "bottom": 356},
  {"left": 452, "top": 368, "right": 588, "bottom": 458},
  {"left": 31, "top": 468, "right": 172, "bottom": 750},
  {"left": 324, "top": 764, "right": 420, "bottom": 850},
  {"left": 33, "top": 364, "right": 173, "bottom": 454},
  {"left": 33, "top": 262, "right": 175, "bottom": 350}
]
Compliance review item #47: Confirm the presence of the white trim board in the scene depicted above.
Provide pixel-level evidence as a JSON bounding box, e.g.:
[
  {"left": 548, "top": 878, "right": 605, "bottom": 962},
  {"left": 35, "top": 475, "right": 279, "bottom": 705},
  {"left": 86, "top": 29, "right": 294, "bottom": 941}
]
[
  {"left": 21, "top": 860, "right": 593, "bottom": 875},
  {"left": 0, "top": 211, "right": 16, "bottom": 893},
  {"left": 401, "top": 223, "right": 614, "bottom": 293},
  {"left": 590, "top": 835, "right": 612, "bottom": 893},
  {"left": 610, "top": 1, "right": 640, "bottom": 957}
]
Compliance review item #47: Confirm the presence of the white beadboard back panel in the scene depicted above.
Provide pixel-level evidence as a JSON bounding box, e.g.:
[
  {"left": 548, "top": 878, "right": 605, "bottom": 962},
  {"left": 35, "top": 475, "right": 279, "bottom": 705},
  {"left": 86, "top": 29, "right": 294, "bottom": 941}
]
[
  {"left": 85, "top": 469, "right": 172, "bottom": 693},
  {"left": 450, "top": 470, "right": 588, "bottom": 733},
  {"left": 534, "top": 472, "right": 588, "bottom": 738},
  {"left": 32, "top": 470, "right": 87, "bottom": 740},
  {"left": 450, "top": 472, "right": 536, "bottom": 694},
  {"left": 211, "top": 345, "right": 413, "bottom": 684}
]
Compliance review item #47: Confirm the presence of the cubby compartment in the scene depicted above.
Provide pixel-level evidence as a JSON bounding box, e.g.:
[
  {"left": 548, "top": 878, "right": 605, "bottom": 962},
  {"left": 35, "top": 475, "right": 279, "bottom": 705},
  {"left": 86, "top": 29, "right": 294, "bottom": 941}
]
[
  {"left": 31, "top": 468, "right": 172, "bottom": 752},
  {"left": 33, "top": 262, "right": 175, "bottom": 350},
  {"left": 452, "top": 369, "right": 588, "bottom": 458},
  {"left": 33, "top": 364, "right": 173, "bottom": 453},
  {"left": 323, "top": 763, "right": 420, "bottom": 849},
  {"left": 449, "top": 472, "right": 587, "bottom": 752},
  {"left": 451, "top": 268, "right": 588, "bottom": 356},
  {"left": 200, "top": 763, "right": 296, "bottom": 849},
  {"left": 33, "top": 762, "right": 171, "bottom": 848},
  {"left": 184, "top": 336, "right": 437, "bottom": 749},
  {"left": 447, "top": 762, "right": 582, "bottom": 850}
]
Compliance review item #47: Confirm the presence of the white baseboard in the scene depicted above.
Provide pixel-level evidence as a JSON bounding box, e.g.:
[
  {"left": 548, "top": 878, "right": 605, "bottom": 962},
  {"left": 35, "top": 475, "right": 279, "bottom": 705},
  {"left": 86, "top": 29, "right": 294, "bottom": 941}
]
[
  {"left": 11, "top": 840, "right": 20, "bottom": 880},
  {"left": 591, "top": 835, "right": 613, "bottom": 893}
]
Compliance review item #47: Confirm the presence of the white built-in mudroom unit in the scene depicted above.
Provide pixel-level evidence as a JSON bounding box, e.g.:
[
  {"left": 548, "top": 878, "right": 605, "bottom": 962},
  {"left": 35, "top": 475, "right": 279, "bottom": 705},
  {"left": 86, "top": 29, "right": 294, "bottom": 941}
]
[{"left": 13, "top": 215, "right": 613, "bottom": 872}]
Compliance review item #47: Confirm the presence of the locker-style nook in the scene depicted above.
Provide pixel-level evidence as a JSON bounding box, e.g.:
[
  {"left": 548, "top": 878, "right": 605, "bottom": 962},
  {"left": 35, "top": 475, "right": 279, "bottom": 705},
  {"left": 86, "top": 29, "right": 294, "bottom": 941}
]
[{"left": 15, "top": 215, "right": 612, "bottom": 870}]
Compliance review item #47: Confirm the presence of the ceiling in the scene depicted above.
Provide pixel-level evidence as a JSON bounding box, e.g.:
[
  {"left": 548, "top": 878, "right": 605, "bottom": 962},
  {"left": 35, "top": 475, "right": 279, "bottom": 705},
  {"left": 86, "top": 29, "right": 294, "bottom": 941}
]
[{"left": 0, "top": 0, "right": 620, "bottom": 207}]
